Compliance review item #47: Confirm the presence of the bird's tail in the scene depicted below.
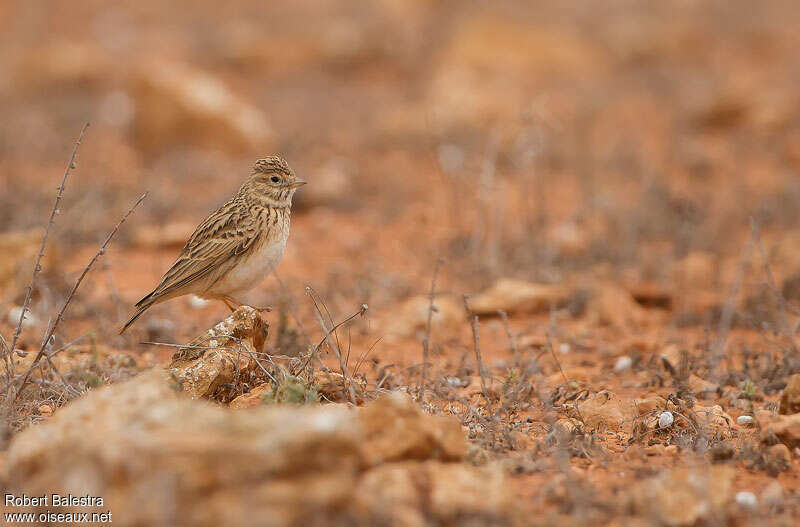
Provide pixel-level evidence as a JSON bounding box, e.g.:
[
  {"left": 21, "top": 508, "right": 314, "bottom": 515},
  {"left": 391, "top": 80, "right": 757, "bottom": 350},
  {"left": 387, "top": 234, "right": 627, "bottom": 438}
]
[{"left": 119, "top": 296, "right": 156, "bottom": 334}]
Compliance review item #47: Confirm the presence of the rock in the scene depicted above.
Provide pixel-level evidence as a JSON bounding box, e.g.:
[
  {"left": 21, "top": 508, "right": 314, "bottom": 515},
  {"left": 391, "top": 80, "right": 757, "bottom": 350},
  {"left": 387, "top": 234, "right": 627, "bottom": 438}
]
[
  {"left": 358, "top": 392, "right": 467, "bottom": 465},
  {"left": 314, "top": 370, "right": 367, "bottom": 404},
  {"left": 614, "top": 355, "right": 633, "bottom": 373},
  {"left": 229, "top": 383, "right": 270, "bottom": 409},
  {"left": 14, "top": 42, "right": 109, "bottom": 88},
  {"left": 778, "top": 374, "right": 800, "bottom": 415},
  {"left": 659, "top": 344, "right": 684, "bottom": 374},
  {"left": 633, "top": 395, "right": 666, "bottom": 415},
  {"left": 7, "top": 373, "right": 510, "bottom": 526},
  {"left": 354, "top": 461, "right": 512, "bottom": 526},
  {"left": 469, "top": 279, "right": 567, "bottom": 316},
  {"left": 761, "top": 413, "right": 800, "bottom": 449},
  {"left": 694, "top": 405, "right": 734, "bottom": 438},
  {"left": 553, "top": 418, "right": 582, "bottom": 437},
  {"left": 168, "top": 306, "right": 269, "bottom": 402},
  {"left": 735, "top": 491, "right": 757, "bottom": 509},
  {"left": 585, "top": 284, "right": 648, "bottom": 328},
  {"left": 131, "top": 59, "right": 274, "bottom": 154},
  {"left": 428, "top": 16, "right": 597, "bottom": 130},
  {"left": 658, "top": 411, "right": 674, "bottom": 429},
  {"left": 7, "top": 305, "right": 36, "bottom": 328},
  {"left": 629, "top": 466, "right": 735, "bottom": 526},
  {"left": 766, "top": 443, "right": 791, "bottom": 473},
  {"left": 577, "top": 391, "right": 637, "bottom": 432},
  {"left": 377, "top": 294, "right": 463, "bottom": 340},
  {"left": 688, "top": 374, "right": 720, "bottom": 396},
  {"left": 769, "top": 443, "right": 791, "bottom": 462},
  {"left": 630, "top": 284, "right": 673, "bottom": 309},
  {"left": 761, "top": 481, "right": 784, "bottom": 510},
  {"left": 737, "top": 415, "right": 755, "bottom": 426}
]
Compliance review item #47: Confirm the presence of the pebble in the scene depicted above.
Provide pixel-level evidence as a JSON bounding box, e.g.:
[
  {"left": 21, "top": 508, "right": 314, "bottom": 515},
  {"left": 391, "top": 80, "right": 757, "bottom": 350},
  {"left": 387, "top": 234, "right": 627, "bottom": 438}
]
[
  {"left": 559, "top": 343, "right": 570, "bottom": 354},
  {"left": 761, "top": 481, "right": 784, "bottom": 509},
  {"left": 735, "top": 491, "right": 757, "bottom": 509},
  {"left": 736, "top": 415, "right": 754, "bottom": 426},
  {"left": 658, "top": 411, "right": 674, "bottom": 429},
  {"left": 614, "top": 356, "right": 633, "bottom": 373},
  {"left": 8, "top": 306, "right": 37, "bottom": 328}
]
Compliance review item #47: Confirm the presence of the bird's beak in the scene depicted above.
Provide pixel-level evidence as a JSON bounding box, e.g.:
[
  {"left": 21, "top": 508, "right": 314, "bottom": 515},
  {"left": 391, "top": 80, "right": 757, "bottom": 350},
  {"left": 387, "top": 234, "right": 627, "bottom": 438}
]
[{"left": 291, "top": 178, "right": 308, "bottom": 188}]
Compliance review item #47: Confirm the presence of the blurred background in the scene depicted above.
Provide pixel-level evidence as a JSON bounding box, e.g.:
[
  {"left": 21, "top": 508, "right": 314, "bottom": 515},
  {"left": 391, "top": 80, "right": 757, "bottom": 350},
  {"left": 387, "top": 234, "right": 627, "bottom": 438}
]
[
  {"left": 5, "top": 2, "right": 800, "bottom": 523},
  {"left": 1, "top": 0, "right": 800, "bottom": 346}
]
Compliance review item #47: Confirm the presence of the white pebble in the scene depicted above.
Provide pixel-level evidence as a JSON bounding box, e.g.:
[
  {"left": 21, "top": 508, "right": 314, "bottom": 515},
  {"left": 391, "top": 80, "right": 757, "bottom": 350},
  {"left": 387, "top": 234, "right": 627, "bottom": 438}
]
[
  {"left": 189, "top": 295, "right": 210, "bottom": 309},
  {"left": 737, "top": 415, "right": 754, "bottom": 426},
  {"left": 614, "top": 356, "right": 633, "bottom": 373},
  {"left": 658, "top": 411, "right": 674, "bottom": 429},
  {"left": 559, "top": 343, "right": 570, "bottom": 354},
  {"left": 735, "top": 491, "right": 757, "bottom": 509},
  {"left": 8, "top": 306, "right": 37, "bottom": 328}
]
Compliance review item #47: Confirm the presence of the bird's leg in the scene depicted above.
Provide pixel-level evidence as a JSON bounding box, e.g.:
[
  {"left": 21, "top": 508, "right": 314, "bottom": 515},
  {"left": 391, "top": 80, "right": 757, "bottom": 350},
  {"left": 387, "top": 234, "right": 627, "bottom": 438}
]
[{"left": 223, "top": 296, "right": 272, "bottom": 313}]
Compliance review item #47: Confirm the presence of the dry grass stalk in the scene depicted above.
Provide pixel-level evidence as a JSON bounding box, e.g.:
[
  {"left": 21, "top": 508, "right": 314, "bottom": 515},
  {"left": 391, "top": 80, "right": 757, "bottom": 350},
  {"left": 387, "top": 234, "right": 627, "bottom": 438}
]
[
  {"left": 13, "top": 192, "right": 148, "bottom": 401},
  {"left": 750, "top": 217, "right": 799, "bottom": 351},
  {"left": 306, "top": 287, "right": 367, "bottom": 404},
  {"left": 419, "top": 256, "right": 444, "bottom": 401},
  {"left": 3, "top": 123, "right": 89, "bottom": 390}
]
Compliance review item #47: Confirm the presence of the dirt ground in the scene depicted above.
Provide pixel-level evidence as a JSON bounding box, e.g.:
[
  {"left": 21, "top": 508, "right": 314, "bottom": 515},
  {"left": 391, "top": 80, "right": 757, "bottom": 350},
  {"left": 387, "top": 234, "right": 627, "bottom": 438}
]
[{"left": 3, "top": 1, "right": 800, "bottom": 525}]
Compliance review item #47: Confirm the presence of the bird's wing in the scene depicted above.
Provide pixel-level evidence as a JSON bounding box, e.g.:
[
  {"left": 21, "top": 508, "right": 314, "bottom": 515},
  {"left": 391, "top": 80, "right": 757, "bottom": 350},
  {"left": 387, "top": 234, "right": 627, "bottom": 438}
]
[{"left": 137, "top": 199, "right": 260, "bottom": 305}]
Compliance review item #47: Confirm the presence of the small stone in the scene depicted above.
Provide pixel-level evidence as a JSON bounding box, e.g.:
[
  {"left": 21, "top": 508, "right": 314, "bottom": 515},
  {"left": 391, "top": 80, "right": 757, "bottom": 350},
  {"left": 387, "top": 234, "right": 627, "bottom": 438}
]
[
  {"left": 8, "top": 306, "right": 37, "bottom": 328},
  {"left": 613, "top": 356, "right": 633, "bottom": 373},
  {"left": 737, "top": 415, "right": 754, "bottom": 426},
  {"left": 767, "top": 443, "right": 791, "bottom": 464},
  {"left": 643, "top": 445, "right": 666, "bottom": 456},
  {"left": 658, "top": 411, "right": 674, "bottom": 429},
  {"left": 559, "top": 343, "right": 570, "bottom": 354},
  {"left": 779, "top": 374, "right": 800, "bottom": 415},
  {"left": 468, "top": 279, "right": 568, "bottom": 316},
  {"left": 735, "top": 491, "right": 757, "bottom": 509},
  {"left": 761, "top": 481, "right": 784, "bottom": 509},
  {"left": 37, "top": 404, "right": 52, "bottom": 416}
]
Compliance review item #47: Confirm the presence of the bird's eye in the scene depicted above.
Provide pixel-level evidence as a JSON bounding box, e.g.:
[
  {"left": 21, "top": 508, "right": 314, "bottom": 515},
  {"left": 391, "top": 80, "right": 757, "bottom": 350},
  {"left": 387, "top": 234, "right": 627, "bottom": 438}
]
[{"left": 270, "top": 176, "right": 280, "bottom": 183}]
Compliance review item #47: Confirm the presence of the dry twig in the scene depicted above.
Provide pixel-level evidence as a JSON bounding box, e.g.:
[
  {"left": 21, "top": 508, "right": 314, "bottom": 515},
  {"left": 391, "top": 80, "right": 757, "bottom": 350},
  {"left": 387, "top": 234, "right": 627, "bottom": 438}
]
[
  {"left": 3, "top": 123, "right": 89, "bottom": 389},
  {"left": 419, "top": 257, "right": 444, "bottom": 400},
  {"left": 306, "top": 287, "right": 367, "bottom": 404},
  {"left": 14, "top": 192, "right": 148, "bottom": 400}
]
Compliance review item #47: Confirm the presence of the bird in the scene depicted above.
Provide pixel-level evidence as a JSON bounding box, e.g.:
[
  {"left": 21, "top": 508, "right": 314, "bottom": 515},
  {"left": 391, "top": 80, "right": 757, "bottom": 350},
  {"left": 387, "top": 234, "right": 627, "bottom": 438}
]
[{"left": 120, "top": 156, "right": 306, "bottom": 334}]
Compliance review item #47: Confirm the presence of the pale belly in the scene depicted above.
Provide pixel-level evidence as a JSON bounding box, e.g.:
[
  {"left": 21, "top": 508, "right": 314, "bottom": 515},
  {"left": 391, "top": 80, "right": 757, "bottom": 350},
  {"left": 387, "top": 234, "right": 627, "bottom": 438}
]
[{"left": 206, "top": 237, "right": 287, "bottom": 297}]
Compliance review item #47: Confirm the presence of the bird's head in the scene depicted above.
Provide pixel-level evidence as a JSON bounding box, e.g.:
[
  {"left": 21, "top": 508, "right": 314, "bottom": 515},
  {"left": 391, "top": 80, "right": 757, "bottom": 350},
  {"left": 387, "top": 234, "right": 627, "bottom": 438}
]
[{"left": 249, "top": 156, "right": 307, "bottom": 204}]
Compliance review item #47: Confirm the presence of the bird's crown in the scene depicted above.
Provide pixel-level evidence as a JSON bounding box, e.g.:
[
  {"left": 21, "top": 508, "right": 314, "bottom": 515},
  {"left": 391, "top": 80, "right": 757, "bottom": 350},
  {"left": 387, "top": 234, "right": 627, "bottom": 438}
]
[{"left": 253, "top": 156, "right": 292, "bottom": 176}]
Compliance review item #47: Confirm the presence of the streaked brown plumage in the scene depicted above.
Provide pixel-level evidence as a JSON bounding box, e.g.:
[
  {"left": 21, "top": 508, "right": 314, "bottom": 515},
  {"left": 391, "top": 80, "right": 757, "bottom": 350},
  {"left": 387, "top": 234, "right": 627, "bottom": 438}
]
[{"left": 120, "top": 156, "right": 306, "bottom": 334}]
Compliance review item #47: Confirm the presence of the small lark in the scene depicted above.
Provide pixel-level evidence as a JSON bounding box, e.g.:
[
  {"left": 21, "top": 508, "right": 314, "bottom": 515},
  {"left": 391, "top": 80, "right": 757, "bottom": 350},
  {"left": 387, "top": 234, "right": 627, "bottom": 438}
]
[{"left": 120, "top": 156, "right": 306, "bottom": 334}]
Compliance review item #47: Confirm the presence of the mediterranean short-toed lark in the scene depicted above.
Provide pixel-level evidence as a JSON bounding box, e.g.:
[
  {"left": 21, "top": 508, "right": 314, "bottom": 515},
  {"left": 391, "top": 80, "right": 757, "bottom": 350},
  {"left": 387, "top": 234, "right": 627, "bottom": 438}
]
[{"left": 120, "top": 156, "right": 306, "bottom": 334}]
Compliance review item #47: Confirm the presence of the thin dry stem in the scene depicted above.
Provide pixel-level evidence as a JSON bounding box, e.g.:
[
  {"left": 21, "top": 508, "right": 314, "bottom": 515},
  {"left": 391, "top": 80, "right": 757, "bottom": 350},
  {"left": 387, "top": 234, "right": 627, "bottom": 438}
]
[
  {"left": 14, "top": 192, "right": 148, "bottom": 400},
  {"left": 419, "top": 257, "right": 444, "bottom": 400},
  {"left": 306, "top": 287, "right": 367, "bottom": 404},
  {"left": 4, "top": 123, "right": 89, "bottom": 388},
  {"left": 463, "top": 295, "right": 493, "bottom": 415}
]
